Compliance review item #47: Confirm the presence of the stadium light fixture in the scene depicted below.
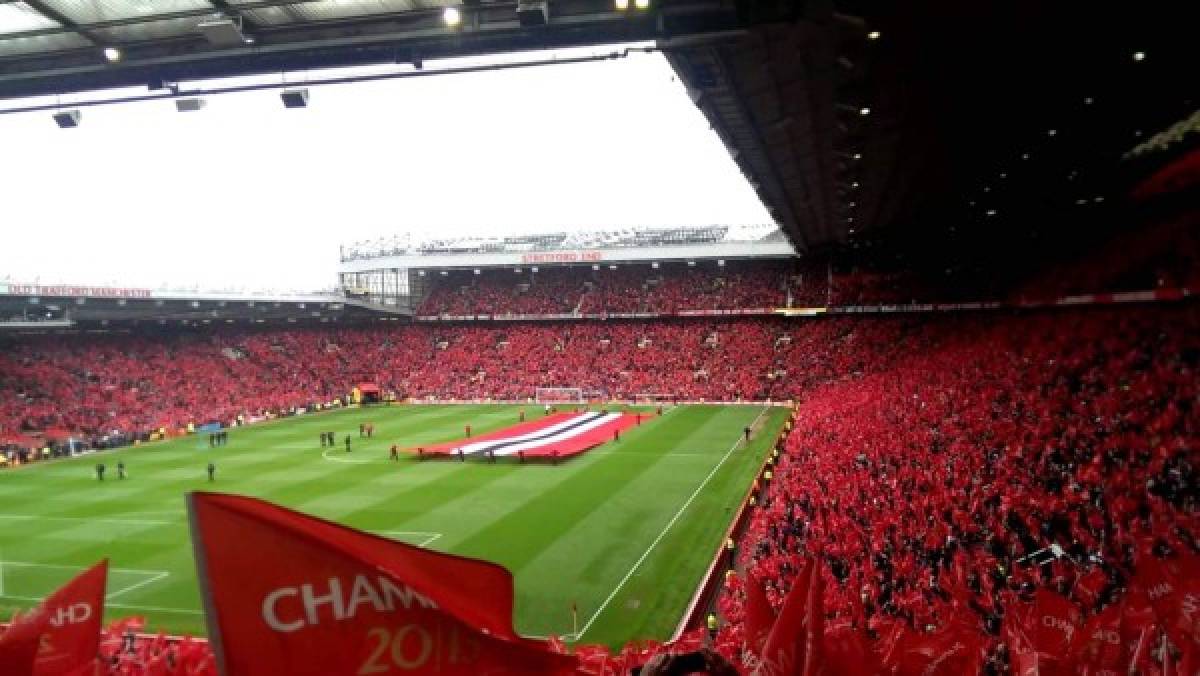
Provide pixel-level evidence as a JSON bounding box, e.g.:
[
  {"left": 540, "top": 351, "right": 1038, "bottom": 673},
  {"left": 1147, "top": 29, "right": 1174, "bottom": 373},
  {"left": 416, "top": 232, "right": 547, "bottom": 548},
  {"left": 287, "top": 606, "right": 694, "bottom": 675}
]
[
  {"left": 439, "top": 270, "right": 448, "bottom": 276},
  {"left": 851, "top": 181, "right": 860, "bottom": 188},
  {"left": 853, "top": 152, "right": 862, "bottom": 160},
  {"left": 443, "top": 6, "right": 461, "bottom": 26},
  {"left": 615, "top": 0, "right": 629, "bottom": 8},
  {"left": 651, "top": 262, "right": 659, "bottom": 269},
  {"left": 1132, "top": 51, "right": 1145, "bottom": 62},
  {"left": 717, "top": 260, "right": 725, "bottom": 266},
  {"left": 1047, "top": 128, "right": 1057, "bottom": 136},
  {"left": 687, "top": 261, "right": 696, "bottom": 267},
  {"left": 867, "top": 30, "right": 881, "bottom": 40},
  {"left": 52, "top": 110, "right": 81, "bottom": 128},
  {"left": 175, "top": 98, "right": 206, "bottom": 112},
  {"left": 634, "top": 0, "right": 649, "bottom": 8},
  {"left": 280, "top": 89, "right": 309, "bottom": 108},
  {"left": 859, "top": 107, "right": 871, "bottom": 116},
  {"left": 103, "top": 46, "right": 121, "bottom": 62},
  {"left": 986, "top": 209, "right": 997, "bottom": 216},
  {"left": 592, "top": 264, "right": 600, "bottom": 271}
]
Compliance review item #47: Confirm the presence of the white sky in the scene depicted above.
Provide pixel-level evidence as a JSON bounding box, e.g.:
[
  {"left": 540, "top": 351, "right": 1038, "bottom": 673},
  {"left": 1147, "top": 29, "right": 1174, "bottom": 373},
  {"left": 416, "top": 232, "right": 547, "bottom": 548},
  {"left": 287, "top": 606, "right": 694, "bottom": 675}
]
[{"left": 0, "top": 45, "right": 771, "bottom": 292}]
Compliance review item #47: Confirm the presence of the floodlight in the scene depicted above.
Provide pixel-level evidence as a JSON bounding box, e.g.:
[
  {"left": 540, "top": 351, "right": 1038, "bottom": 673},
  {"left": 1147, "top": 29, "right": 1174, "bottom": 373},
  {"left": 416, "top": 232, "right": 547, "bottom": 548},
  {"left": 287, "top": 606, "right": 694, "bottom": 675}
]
[
  {"left": 443, "top": 6, "right": 461, "bottom": 26},
  {"left": 197, "top": 17, "right": 247, "bottom": 47},
  {"left": 175, "top": 98, "right": 206, "bottom": 112},
  {"left": 103, "top": 47, "right": 121, "bottom": 62},
  {"left": 859, "top": 107, "right": 871, "bottom": 116},
  {"left": 1132, "top": 51, "right": 1145, "bottom": 62},
  {"left": 634, "top": 0, "right": 649, "bottom": 7},
  {"left": 52, "top": 110, "right": 81, "bottom": 128},
  {"left": 867, "top": 31, "right": 881, "bottom": 40},
  {"left": 280, "top": 88, "right": 309, "bottom": 108},
  {"left": 615, "top": 0, "right": 629, "bottom": 8},
  {"left": 516, "top": 1, "right": 548, "bottom": 26}
]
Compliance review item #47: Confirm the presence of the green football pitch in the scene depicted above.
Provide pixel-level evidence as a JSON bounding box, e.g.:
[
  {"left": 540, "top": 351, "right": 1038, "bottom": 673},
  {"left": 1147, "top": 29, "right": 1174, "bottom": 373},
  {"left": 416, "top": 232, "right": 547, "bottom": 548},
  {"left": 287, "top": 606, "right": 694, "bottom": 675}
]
[{"left": 0, "top": 403, "right": 786, "bottom": 648}]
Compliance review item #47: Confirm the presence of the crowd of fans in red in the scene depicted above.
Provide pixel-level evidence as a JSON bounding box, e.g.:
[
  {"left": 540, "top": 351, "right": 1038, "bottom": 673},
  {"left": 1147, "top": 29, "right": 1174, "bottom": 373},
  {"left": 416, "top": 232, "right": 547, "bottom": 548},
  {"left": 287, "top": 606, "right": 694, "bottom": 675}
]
[
  {"left": 416, "top": 262, "right": 794, "bottom": 316},
  {"left": 2, "top": 296, "right": 1197, "bottom": 673},
  {"left": 0, "top": 317, "right": 905, "bottom": 442},
  {"left": 715, "top": 304, "right": 1199, "bottom": 673}
]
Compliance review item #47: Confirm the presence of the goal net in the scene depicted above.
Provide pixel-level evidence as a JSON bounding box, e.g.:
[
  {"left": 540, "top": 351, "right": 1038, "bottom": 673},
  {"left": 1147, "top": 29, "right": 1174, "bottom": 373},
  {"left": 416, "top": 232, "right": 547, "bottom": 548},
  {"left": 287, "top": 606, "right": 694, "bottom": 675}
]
[{"left": 535, "top": 387, "right": 585, "bottom": 404}]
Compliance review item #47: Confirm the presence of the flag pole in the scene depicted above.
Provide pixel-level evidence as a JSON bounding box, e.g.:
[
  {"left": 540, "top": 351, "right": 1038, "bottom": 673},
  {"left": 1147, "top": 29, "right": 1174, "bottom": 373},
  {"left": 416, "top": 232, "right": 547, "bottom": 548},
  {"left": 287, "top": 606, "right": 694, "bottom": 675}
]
[{"left": 572, "top": 601, "right": 578, "bottom": 637}]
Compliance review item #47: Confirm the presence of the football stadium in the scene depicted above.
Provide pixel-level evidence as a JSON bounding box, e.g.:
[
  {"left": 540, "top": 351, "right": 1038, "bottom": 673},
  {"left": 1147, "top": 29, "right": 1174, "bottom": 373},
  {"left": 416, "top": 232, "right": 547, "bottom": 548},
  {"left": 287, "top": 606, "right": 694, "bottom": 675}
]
[{"left": 0, "top": 1, "right": 1197, "bottom": 674}]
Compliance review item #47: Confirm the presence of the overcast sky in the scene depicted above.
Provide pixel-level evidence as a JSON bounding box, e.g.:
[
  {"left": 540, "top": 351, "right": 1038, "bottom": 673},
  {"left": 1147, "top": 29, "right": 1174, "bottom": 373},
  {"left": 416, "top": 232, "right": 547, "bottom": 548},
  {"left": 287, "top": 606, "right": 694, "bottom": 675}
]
[{"left": 0, "top": 45, "right": 771, "bottom": 292}]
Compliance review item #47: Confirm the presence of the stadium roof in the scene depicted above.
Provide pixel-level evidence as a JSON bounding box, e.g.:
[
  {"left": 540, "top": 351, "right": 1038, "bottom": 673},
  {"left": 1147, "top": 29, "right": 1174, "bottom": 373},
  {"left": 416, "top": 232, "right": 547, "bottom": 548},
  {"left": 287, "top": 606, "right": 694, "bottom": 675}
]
[
  {"left": 341, "top": 224, "right": 783, "bottom": 262},
  {"left": 1, "top": 1, "right": 1192, "bottom": 258},
  {"left": 0, "top": 0, "right": 733, "bottom": 97}
]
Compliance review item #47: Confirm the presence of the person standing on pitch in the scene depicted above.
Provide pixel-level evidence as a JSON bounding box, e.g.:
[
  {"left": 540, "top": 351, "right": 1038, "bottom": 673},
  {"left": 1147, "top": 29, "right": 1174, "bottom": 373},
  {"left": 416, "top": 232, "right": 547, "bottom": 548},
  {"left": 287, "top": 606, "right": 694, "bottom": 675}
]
[
  {"left": 207, "top": 461, "right": 216, "bottom": 482},
  {"left": 464, "top": 424, "right": 471, "bottom": 438},
  {"left": 345, "top": 434, "right": 352, "bottom": 453},
  {"left": 319, "top": 432, "right": 326, "bottom": 448},
  {"left": 390, "top": 444, "right": 399, "bottom": 461},
  {"left": 95, "top": 462, "right": 105, "bottom": 481},
  {"left": 117, "top": 461, "right": 126, "bottom": 480}
]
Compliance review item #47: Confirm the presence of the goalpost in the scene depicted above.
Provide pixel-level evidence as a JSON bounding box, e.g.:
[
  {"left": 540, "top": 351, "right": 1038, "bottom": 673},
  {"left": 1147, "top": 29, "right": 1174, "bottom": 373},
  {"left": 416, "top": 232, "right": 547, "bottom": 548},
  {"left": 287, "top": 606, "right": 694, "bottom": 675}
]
[{"left": 534, "top": 387, "right": 586, "bottom": 404}]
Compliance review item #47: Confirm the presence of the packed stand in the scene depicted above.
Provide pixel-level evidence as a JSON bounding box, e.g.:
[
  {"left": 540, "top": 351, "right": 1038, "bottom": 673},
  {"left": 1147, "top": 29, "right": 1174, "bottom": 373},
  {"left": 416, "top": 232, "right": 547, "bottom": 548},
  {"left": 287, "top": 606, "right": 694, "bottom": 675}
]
[
  {"left": 714, "top": 304, "right": 1200, "bottom": 673},
  {"left": 417, "top": 268, "right": 586, "bottom": 316},
  {"left": 421, "top": 262, "right": 793, "bottom": 316},
  {"left": 0, "top": 316, "right": 914, "bottom": 447}
]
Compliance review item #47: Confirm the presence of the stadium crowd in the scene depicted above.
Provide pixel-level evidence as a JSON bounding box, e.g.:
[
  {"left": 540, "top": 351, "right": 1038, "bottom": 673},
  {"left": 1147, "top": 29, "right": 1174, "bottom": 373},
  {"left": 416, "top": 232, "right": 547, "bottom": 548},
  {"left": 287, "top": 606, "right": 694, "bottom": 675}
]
[
  {"left": 714, "top": 304, "right": 1200, "bottom": 672},
  {"left": 417, "top": 262, "right": 793, "bottom": 316},
  {"left": 2, "top": 294, "right": 1197, "bottom": 672}
]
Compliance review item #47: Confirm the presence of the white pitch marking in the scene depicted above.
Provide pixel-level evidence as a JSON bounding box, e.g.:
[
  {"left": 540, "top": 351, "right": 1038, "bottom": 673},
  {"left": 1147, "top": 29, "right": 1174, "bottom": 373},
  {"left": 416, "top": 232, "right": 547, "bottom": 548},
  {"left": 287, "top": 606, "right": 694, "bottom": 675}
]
[
  {"left": 0, "top": 514, "right": 173, "bottom": 526},
  {"left": 106, "top": 571, "right": 170, "bottom": 601},
  {"left": 373, "top": 531, "right": 442, "bottom": 547},
  {"left": 569, "top": 406, "right": 770, "bottom": 641},
  {"left": 0, "top": 594, "right": 203, "bottom": 616},
  {"left": 0, "top": 561, "right": 166, "bottom": 575},
  {"left": 321, "top": 448, "right": 372, "bottom": 464}
]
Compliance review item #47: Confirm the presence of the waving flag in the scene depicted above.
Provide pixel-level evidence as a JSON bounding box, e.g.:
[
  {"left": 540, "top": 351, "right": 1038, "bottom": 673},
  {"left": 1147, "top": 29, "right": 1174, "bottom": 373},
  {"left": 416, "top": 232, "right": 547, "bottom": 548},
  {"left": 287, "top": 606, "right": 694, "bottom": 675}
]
[
  {"left": 186, "top": 492, "right": 579, "bottom": 675},
  {"left": 754, "top": 557, "right": 822, "bottom": 676},
  {"left": 0, "top": 559, "right": 108, "bottom": 676}
]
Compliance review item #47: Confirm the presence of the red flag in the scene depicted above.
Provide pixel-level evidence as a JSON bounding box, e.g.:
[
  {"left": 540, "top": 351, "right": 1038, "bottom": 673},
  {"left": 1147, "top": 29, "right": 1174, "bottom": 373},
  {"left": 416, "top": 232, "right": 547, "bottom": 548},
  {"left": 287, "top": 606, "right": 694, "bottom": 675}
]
[
  {"left": 821, "top": 619, "right": 880, "bottom": 675},
  {"left": 0, "top": 559, "right": 107, "bottom": 676},
  {"left": 743, "top": 572, "right": 776, "bottom": 660},
  {"left": 33, "top": 558, "right": 108, "bottom": 676},
  {"left": 754, "top": 557, "right": 822, "bottom": 676},
  {"left": 1137, "top": 552, "right": 1200, "bottom": 654},
  {"left": 1067, "top": 600, "right": 1125, "bottom": 674},
  {"left": 1005, "top": 588, "right": 1080, "bottom": 676},
  {"left": 898, "top": 621, "right": 986, "bottom": 676},
  {"left": 0, "top": 607, "right": 50, "bottom": 676},
  {"left": 187, "top": 492, "right": 579, "bottom": 675}
]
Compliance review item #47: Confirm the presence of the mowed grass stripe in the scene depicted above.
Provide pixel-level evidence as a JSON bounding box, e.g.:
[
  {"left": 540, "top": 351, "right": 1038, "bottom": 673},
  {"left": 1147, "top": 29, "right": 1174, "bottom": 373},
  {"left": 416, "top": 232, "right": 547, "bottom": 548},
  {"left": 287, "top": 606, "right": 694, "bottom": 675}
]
[{"left": 0, "top": 404, "right": 782, "bottom": 646}]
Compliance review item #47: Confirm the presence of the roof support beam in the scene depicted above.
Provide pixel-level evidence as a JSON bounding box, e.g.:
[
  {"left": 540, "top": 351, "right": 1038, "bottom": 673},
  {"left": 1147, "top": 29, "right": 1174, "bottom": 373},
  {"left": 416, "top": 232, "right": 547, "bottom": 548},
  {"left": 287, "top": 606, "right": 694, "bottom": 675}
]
[
  {"left": 21, "top": 0, "right": 99, "bottom": 45},
  {"left": 0, "top": 0, "right": 324, "bottom": 41}
]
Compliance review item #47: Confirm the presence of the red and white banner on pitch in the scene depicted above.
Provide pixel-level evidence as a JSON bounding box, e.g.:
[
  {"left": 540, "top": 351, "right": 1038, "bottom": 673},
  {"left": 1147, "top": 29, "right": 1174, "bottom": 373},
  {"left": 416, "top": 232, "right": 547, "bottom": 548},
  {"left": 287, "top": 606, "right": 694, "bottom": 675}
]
[{"left": 422, "top": 412, "right": 640, "bottom": 459}]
